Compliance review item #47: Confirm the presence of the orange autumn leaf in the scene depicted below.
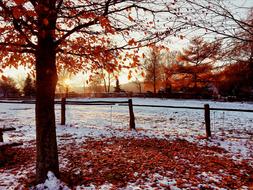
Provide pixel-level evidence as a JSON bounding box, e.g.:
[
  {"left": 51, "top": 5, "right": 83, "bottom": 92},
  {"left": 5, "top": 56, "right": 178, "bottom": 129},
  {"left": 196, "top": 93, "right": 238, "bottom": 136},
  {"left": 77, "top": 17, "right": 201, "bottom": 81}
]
[
  {"left": 99, "top": 17, "right": 115, "bottom": 34},
  {"left": 99, "top": 17, "right": 110, "bottom": 28},
  {"left": 14, "top": 0, "right": 26, "bottom": 5},
  {"left": 1, "top": 75, "right": 8, "bottom": 81},
  {"left": 176, "top": 54, "right": 186, "bottom": 62},
  {"left": 179, "top": 35, "right": 184, "bottom": 40},
  {"left": 128, "top": 38, "right": 136, "bottom": 46},
  {"left": 27, "top": 10, "right": 37, "bottom": 17},
  {"left": 118, "top": 64, "right": 122, "bottom": 71},
  {"left": 82, "top": 12, "right": 96, "bottom": 19},
  {"left": 43, "top": 18, "right": 49, "bottom": 26},
  {"left": 128, "top": 15, "right": 134, "bottom": 22},
  {"left": 12, "top": 7, "right": 22, "bottom": 19}
]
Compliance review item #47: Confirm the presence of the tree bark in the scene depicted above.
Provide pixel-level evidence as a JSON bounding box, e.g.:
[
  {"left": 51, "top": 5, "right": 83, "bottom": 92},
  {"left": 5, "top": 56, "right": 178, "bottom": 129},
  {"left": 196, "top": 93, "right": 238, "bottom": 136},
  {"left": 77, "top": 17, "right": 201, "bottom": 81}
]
[
  {"left": 34, "top": 1, "right": 59, "bottom": 183},
  {"left": 249, "top": 42, "right": 253, "bottom": 87},
  {"left": 35, "top": 26, "right": 59, "bottom": 183},
  {"left": 153, "top": 61, "right": 156, "bottom": 94}
]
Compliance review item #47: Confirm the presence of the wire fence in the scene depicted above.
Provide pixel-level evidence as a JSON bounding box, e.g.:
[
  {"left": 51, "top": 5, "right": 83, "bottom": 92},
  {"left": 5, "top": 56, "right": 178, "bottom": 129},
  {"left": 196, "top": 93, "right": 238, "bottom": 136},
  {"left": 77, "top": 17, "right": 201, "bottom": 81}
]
[{"left": 0, "top": 99, "right": 252, "bottom": 139}]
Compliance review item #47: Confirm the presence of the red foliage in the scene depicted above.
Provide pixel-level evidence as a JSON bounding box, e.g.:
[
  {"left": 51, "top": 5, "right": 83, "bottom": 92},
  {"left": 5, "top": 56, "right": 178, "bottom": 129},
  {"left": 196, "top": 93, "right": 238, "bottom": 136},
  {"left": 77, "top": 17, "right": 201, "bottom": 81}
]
[{"left": 215, "top": 61, "right": 252, "bottom": 97}]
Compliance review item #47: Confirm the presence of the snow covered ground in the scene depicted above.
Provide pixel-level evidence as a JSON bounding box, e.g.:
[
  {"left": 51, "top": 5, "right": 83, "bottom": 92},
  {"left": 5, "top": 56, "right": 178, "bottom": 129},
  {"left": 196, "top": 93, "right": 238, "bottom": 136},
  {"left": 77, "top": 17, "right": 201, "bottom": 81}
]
[{"left": 0, "top": 98, "right": 252, "bottom": 189}]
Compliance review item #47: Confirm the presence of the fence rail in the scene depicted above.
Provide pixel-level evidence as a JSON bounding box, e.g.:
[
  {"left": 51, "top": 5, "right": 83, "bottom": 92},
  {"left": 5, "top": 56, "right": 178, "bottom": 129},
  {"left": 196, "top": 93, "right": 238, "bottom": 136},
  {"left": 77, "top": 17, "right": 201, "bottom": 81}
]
[
  {"left": 0, "top": 99, "right": 252, "bottom": 138},
  {"left": 119, "top": 103, "right": 253, "bottom": 113},
  {"left": 1, "top": 100, "right": 253, "bottom": 113},
  {"left": 63, "top": 100, "right": 129, "bottom": 105},
  {"left": 210, "top": 107, "right": 253, "bottom": 113},
  {"left": 0, "top": 100, "right": 129, "bottom": 105}
]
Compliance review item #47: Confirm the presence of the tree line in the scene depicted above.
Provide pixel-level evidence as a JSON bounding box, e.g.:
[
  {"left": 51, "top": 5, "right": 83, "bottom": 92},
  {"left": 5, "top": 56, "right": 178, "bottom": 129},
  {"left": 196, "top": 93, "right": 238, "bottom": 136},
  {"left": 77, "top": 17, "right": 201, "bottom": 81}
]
[
  {"left": 2, "top": 32, "right": 252, "bottom": 100},
  {"left": 143, "top": 33, "right": 252, "bottom": 99}
]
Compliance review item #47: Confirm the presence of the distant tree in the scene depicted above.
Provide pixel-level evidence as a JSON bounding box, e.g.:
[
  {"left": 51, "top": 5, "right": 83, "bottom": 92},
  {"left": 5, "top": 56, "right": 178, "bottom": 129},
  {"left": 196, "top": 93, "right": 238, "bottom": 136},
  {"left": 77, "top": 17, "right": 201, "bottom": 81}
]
[
  {"left": 144, "top": 45, "right": 169, "bottom": 94},
  {"left": 101, "top": 70, "right": 113, "bottom": 93},
  {"left": 215, "top": 61, "right": 251, "bottom": 97},
  {"left": 211, "top": 10, "right": 253, "bottom": 98},
  {"left": 99, "top": 42, "right": 119, "bottom": 93},
  {"left": 176, "top": 37, "right": 220, "bottom": 93},
  {"left": 133, "top": 77, "right": 143, "bottom": 93},
  {"left": 162, "top": 51, "right": 181, "bottom": 91},
  {"left": 114, "top": 78, "right": 121, "bottom": 93},
  {"left": 0, "top": 77, "right": 20, "bottom": 97},
  {"left": 98, "top": 66, "right": 119, "bottom": 93},
  {"left": 89, "top": 75, "right": 103, "bottom": 94},
  {"left": 227, "top": 10, "right": 253, "bottom": 90},
  {"left": 23, "top": 74, "right": 36, "bottom": 97}
]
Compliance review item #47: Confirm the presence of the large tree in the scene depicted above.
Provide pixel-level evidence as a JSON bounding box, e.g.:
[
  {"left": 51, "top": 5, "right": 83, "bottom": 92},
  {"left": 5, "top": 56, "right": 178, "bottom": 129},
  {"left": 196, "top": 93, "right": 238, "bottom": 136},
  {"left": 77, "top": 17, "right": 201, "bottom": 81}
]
[{"left": 0, "top": 0, "right": 182, "bottom": 183}]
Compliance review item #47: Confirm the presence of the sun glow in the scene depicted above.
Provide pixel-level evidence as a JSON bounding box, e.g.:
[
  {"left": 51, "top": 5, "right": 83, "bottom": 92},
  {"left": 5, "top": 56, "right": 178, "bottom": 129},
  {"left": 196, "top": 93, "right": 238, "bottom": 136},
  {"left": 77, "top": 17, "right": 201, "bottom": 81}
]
[{"left": 63, "top": 78, "right": 71, "bottom": 86}]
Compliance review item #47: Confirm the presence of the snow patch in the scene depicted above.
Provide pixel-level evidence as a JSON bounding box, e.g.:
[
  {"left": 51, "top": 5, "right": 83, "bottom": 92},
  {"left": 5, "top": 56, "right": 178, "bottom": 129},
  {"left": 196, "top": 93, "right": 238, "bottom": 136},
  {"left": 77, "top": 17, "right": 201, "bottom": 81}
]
[{"left": 33, "top": 171, "right": 70, "bottom": 190}]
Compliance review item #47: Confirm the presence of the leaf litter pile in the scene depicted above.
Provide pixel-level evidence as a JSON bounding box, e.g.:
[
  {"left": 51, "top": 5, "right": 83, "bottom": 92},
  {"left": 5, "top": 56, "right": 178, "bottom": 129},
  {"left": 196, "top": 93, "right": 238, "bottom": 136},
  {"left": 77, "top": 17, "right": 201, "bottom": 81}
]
[
  {"left": 61, "top": 138, "right": 253, "bottom": 189},
  {"left": 1, "top": 137, "right": 253, "bottom": 189}
]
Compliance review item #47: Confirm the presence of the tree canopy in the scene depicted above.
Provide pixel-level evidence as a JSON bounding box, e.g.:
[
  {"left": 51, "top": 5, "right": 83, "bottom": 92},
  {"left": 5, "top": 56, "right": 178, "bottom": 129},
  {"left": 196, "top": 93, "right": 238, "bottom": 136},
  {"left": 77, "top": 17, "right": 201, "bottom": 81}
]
[{"left": 0, "top": 0, "right": 182, "bottom": 75}]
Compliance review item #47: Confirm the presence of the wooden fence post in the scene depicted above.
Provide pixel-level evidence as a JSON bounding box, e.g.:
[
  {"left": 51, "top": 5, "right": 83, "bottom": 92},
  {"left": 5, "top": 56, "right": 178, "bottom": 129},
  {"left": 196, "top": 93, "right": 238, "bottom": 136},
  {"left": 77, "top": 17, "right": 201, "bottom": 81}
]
[
  {"left": 0, "top": 129, "right": 3, "bottom": 142},
  {"left": 204, "top": 104, "right": 211, "bottom": 138},
  {"left": 61, "top": 97, "right": 66, "bottom": 125},
  {"left": 128, "top": 99, "right": 135, "bottom": 130}
]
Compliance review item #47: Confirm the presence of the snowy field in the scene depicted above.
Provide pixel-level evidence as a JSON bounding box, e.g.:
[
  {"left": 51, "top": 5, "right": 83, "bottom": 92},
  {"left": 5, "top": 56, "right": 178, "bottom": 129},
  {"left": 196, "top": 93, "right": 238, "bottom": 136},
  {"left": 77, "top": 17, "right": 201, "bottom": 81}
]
[{"left": 0, "top": 98, "right": 252, "bottom": 189}]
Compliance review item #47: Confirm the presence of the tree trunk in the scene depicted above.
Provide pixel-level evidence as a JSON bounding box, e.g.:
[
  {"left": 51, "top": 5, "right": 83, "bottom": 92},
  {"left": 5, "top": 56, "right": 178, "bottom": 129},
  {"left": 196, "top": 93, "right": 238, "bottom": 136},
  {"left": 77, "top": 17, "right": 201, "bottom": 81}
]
[
  {"left": 153, "top": 54, "right": 157, "bottom": 94},
  {"left": 103, "top": 78, "right": 107, "bottom": 93},
  {"left": 153, "top": 67, "right": 156, "bottom": 94},
  {"left": 249, "top": 43, "right": 253, "bottom": 87},
  {"left": 34, "top": 2, "right": 59, "bottom": 183},
  {"left": 153, "top": 79, "right": 156, "bottom": 94},
  {"left": 35, "top": 35, "right": 59, "bottom": 183},
  {"left": 193, "top": 73, "right": 197, "bottom": 89},
  {"left": 138, "top": 83, "right": 142, "bottom": 93},
  {"left": 108, "top": 74, "right": 111, "bottom": 93},
  {"left": 3, "top": 90, "right": 7, "bottom": 98}
]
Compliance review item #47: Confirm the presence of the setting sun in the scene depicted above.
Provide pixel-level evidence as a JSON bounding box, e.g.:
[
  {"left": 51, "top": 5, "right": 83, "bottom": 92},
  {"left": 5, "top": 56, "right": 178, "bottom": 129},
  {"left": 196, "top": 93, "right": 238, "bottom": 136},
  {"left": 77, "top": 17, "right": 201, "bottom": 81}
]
[{"left": 63, "top": 78, "right": 71, "bottom": 86}]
